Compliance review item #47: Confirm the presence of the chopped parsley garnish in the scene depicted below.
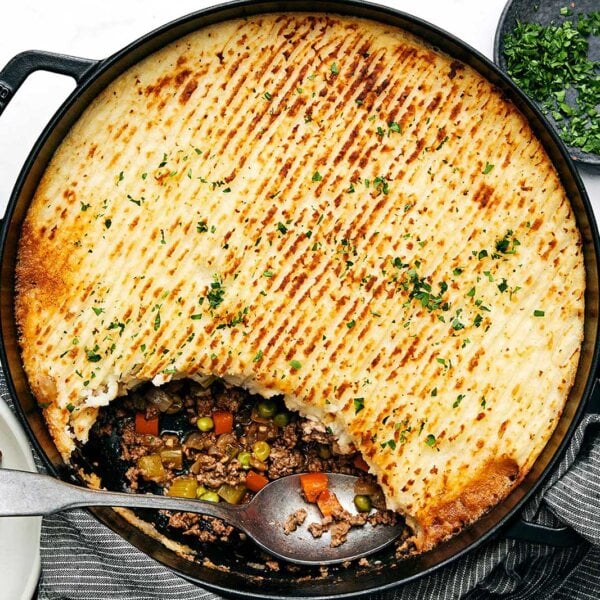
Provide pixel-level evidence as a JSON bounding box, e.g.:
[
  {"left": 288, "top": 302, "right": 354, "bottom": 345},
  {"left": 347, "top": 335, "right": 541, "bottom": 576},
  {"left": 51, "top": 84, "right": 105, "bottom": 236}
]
[
  {"left": 381, "top": 439, "right": 396, "bottom": 450},
  {"left": 330, "top": 62, "right": 340, "bottom": 76},
  {"left": 425, "top": 434, "right": 437, "bottom": 447},
  {"left": 206, "top": 275, "right": 225, "bottom": 310},
  {"left": 503, "top": 12, "right": 600, "bottom": 154},
  {"left": 66, "top": 403, "right": 76, "bottom": 413},
  {"left": 127, "top": 194, "right": 143, "bottom": 206},
  {"left": 436, "top": 135, "right": 449, "bottom": 151},
  {"left": 388, "top": 121, "right": 402, "bottom": 133},
  {"left": 86, "top": 346, "right": 101, "bottom": 362},
  {"left": 197, "top": 220, "right": 209, "bottom": 233},
  {"left": 495, "top": 230, "right": 521, "bottom": 255},
  {"left": 312, "top": 171, "right": 323, "bottom": 182},
  {"left": 153, "top": 310, "right": 161, "bottom": 331},
  {"left": 451, "top": 318, "right": 465, "bottom": 331},
  {"left": 276, "top": 222, "right": 288, "bottom": 234},
  {"left": 353, "top": 397, "right": 365, "bottom": 414},
  {"left": 217, "top": 307, "right": 249, "bottom": 329},
  {"left": 482, "top": 161, "right": 494, "bottom": 174},
  {"left": 374, "top": 175, "right": 390, "bottom": 195},
  {"left": 453, "top": 394, "right": 465, "bottom": 408},
  {"left": 253, "top": 350, "right": 264, "bottom": 362},
  {"left": 392, "top": 257, "right": 408, "bottom": 269},
  {"left": 289, "top": 359, "right": 302, "bottom": 370},
  {"left": 80, "top": 202, "right": 90, "bottom": 211},
  {"left": 262, "top": 91, "right": 273, "bottom": 101},
  {"left": 403, "top": 269, "right": 450, "bottom": 313},
  {"left": 104, "top": 218, "right": 112, "bottom": 229},
  {"left": 263, "top": 270, "right": 274, "bottom": 278},
  {"left": 346, "top": 319, "right": 356, "bottom": 329},
  {"left": 92, "top": 307, "right": 104, "bottom": 316},
  {"left": 534, "top": 309, "right": 545, "bottom": 317}
]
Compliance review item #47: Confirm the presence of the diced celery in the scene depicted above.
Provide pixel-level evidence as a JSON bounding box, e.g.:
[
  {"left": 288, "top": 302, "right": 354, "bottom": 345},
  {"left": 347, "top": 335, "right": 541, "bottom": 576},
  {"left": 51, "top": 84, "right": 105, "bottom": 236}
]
[
  {"left": 167, "top": 476, "right": 198, "bottom": 498},
  {"left": 137, "top": 454, "right": 166, "bottom": 482},
  {"left": 217, "top": 483, "right": 247, "bottom": 505},
  {"left": 160, "top": 448, "right": 183, "bottom": 470}
]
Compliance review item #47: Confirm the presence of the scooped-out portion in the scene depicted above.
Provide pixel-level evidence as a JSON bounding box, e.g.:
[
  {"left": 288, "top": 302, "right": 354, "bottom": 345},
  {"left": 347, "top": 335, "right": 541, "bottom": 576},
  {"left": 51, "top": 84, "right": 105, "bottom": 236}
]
[
  {"left": 15, "top": 13, "right": 585, "bottom": 556},
  {"left": 79, "top": 377, "right": 403, "bottom": 562}
]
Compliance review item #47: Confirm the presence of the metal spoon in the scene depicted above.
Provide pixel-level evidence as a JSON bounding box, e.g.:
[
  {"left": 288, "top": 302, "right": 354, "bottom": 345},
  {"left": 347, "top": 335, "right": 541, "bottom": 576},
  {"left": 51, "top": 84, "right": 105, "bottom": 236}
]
[{"left": 0, "top": 468, "right": 403, "bottom": 565}]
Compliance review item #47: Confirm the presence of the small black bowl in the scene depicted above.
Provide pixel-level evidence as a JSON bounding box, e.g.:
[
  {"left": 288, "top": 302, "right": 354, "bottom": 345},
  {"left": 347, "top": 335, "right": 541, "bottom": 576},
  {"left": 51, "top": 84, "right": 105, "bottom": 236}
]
[{"left": 494, "top": 0, "right": 600, "bottom": 167}]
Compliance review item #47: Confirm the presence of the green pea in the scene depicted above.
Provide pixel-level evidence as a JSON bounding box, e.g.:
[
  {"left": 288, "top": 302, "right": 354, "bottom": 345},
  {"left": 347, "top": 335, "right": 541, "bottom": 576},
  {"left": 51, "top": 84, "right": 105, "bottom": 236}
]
[
  {"left": 197, "top": 416, "right": 214, "bottom": 432},
  {"left": 252, "top": 440, "right": 271, "bottom": 462},
  {"left": 273, "top": 412, "right": 290, "bottom": 427},
  {"left": 199, "top": 491, "right": 220, "bottom": 503},
  {"left": 237, "top": 451, "right": 252, "bottom": 468},
  {"left": 256, "top": 399, "right": 277, "bottom": 418},
  {"left": 317, "top": 444, "right": 332, "bottom": 459},
  {"left": 353, "top": 494, "right": 372, "bottom": 513}
]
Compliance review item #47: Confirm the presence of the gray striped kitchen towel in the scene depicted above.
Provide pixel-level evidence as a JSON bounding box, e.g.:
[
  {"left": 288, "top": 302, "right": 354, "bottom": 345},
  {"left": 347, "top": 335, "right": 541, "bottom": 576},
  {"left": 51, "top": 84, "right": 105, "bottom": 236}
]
[{"left": 2, "top": 375, "right": 599, "bottom": 600}]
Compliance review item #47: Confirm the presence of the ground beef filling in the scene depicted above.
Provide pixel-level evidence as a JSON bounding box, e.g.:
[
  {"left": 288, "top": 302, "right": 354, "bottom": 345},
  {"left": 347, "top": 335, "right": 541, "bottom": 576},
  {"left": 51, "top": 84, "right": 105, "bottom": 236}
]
[{"left": 84, "top": 378, "right": 397, "bottom": 551}]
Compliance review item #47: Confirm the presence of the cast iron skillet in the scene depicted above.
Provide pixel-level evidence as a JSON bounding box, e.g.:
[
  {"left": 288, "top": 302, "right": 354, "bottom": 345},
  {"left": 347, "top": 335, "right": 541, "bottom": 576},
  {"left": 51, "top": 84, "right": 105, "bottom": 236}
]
[{"left": 1, "top": 1, "right": 599, "bottom": 597}]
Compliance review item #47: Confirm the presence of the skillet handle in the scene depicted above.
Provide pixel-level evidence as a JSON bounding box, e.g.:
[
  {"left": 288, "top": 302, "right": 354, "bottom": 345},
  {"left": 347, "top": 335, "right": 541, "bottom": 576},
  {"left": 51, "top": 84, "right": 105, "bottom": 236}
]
[
  {"left": 0, "top": 50, "right": 99, "bottom": 116},
  {"left": 504, "top": 519, "right": 585, "bottom": 547}
]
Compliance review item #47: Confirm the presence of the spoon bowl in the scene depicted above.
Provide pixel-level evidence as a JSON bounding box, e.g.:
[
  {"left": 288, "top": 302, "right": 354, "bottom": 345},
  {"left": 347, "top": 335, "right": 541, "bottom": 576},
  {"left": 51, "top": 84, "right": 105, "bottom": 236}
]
[{"left": 0, "top": 468, "right": 404, "bottom": 565}]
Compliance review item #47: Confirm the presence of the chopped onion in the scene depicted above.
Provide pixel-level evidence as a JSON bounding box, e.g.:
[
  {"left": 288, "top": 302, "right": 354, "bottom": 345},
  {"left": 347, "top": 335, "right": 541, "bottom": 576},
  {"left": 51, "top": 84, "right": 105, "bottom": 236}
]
[
  {"left": 184, "top": 431, "right": 209, "bottom": 450},
  {"left": 137, "top": 454, "right": 166, "bottom": 483},
  {"left": 165, "top": 396, "right": 183, "bottom": 414},
  {"left": 353, "top": 478, "right": 379, "bottom": 496},
  {"left": 146, "top": 388, "right": 175, "bottom": 412},
  {"left": 160, "top": 448, "right": 183, "bottom": 470}
]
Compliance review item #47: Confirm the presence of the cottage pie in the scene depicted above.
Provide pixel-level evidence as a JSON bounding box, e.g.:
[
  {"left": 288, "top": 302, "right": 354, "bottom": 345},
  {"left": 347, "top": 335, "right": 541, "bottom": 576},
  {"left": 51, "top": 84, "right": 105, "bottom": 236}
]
[{"left": 15, "top": 13, "right": 585, "bottom": 553}]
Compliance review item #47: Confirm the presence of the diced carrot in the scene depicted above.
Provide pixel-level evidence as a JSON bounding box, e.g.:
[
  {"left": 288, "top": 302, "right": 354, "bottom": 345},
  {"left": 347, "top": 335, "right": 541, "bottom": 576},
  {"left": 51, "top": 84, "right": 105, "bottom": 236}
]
[
  {"left": 212, "top": 410, "right": 234, "bottom": 434},
  {"left": 245, "top": 470, "right": 269, "bottom": 492},
  {"left": 135, "top": 412, "right": 159, "bottom": 436},
  {"left": 316, "top": 489, "right": 343, "bottom": 517},
  {"left": 299, "top": 472, "right": 329, "bottom": 503},
  {"left": 353, "top": 455, "right": 370, "bottom": 472}
]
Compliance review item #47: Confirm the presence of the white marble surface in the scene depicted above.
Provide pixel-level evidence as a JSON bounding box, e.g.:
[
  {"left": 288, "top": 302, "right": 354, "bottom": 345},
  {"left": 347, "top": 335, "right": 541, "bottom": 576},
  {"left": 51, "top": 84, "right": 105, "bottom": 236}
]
[{"left": 0, "top": 0, "right": 598, "bottom": 595}]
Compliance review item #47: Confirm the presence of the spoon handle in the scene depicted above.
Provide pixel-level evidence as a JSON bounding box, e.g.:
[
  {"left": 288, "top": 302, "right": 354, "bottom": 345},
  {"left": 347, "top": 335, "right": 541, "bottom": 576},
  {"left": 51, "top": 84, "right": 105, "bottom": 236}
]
[{"left": 0, "top": 468, "right": 243, "bottom": 525}]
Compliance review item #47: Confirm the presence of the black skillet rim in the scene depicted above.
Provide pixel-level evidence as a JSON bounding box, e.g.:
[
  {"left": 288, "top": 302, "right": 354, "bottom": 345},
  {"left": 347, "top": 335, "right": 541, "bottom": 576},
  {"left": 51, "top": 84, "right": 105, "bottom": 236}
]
[{"left": 1, "top": 0, "right": 599, "bottom": 597}]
